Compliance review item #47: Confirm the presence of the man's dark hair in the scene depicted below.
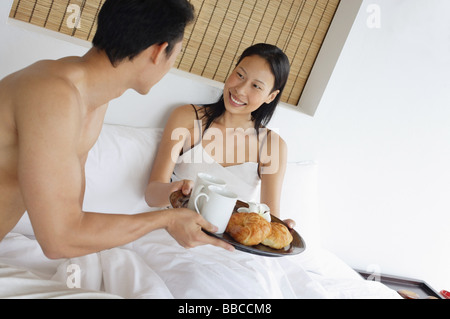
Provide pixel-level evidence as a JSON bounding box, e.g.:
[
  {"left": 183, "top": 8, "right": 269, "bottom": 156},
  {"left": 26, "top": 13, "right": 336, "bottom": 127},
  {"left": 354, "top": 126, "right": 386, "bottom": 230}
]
[{"left": 92, "top": 0, "right": 195, "bottom": 66}]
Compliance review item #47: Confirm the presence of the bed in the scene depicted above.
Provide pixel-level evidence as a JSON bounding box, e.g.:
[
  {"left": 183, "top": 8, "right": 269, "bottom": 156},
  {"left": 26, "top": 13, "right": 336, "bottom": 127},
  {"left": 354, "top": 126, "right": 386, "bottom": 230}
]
[{"left": 0, "top": 71, "right": 401, "bottom": 299}]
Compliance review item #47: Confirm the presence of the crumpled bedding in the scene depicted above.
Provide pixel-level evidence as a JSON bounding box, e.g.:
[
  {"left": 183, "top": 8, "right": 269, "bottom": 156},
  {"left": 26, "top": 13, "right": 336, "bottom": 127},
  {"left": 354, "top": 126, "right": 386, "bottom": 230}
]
[{"left": 0, "top": 230, "right": 400, "bottom": 299}]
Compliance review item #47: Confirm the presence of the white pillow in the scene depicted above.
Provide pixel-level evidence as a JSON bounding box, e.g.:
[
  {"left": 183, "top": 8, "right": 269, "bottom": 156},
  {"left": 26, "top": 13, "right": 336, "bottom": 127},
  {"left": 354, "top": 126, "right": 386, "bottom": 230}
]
[
  {"left": 12, "top": 125, "right": 321, "bottom": 250},
  {"left": 83, "top": 124, "right": 163, "bottom": 214},
  {"left": 281, "top": 161, "right": 321, "bottom": 249},
  {"left": 12, "top": 124, "right": 163, "bottom": 236}
]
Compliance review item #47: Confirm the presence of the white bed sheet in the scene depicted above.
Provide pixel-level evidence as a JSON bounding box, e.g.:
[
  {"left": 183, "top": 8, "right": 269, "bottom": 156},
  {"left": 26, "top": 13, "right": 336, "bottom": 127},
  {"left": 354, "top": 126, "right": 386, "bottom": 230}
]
[
  {"left": 0, "top": 124, "right": 400, "bottom": 299},
  {"left": 0, "top": 230, "right": 400, "bottom": 299}
]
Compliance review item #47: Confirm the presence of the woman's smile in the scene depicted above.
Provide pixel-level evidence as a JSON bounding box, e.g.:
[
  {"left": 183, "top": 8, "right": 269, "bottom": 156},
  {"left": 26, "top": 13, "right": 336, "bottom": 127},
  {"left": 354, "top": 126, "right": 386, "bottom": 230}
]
[
  {"left": 229, "top": 92, "right": 247, "bottom": 107},
  {"left": 223, "top": 55, "right": 279, "bottom": 115}
]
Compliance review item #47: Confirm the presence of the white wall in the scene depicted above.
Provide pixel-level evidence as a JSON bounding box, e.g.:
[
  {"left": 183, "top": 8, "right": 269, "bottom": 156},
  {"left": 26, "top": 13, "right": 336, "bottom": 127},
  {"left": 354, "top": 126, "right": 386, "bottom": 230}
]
[
  {"left": 308, "top": 0, "right": 450, "bottom": 292},
  {"left": 1, "top": 0, "right": 449, "bottom": 293}
]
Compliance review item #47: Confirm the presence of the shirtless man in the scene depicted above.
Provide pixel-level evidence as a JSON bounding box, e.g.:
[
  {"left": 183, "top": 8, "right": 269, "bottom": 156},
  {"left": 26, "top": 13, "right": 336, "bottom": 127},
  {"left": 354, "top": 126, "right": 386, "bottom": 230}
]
[{"left": 0, "top": 0, "right": 233, "bottom": 259}]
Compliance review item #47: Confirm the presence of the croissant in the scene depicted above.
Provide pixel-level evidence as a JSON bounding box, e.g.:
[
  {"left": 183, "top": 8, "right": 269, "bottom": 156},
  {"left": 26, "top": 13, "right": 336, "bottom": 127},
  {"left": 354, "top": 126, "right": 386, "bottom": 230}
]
[
  {"left": 261, "top": 222, "right": 293, "bottom": 249},
  {"left": 226, "top": 213, "right": 271, "bottom": 246}
]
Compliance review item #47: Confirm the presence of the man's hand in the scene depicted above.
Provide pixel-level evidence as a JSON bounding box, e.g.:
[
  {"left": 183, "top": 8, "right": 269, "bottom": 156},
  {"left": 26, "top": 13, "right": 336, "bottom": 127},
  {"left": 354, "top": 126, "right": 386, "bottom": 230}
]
[{"left": 166, "top": 208, "right": 234, "bottom": 251}]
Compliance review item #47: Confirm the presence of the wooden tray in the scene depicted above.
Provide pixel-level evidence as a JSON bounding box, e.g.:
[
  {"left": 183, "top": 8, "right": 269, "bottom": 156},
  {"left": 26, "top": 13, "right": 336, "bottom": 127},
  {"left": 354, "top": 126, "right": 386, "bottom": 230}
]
[{"left": 169, "top": 191, "right": 306, "bottom": 257}]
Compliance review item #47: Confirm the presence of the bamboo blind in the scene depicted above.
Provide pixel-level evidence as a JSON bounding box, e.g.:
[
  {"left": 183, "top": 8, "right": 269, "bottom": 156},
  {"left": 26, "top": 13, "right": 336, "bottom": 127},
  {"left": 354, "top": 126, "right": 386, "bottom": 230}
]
[{"left": 9, "top": 0, "right": 340, "bottom": 106}]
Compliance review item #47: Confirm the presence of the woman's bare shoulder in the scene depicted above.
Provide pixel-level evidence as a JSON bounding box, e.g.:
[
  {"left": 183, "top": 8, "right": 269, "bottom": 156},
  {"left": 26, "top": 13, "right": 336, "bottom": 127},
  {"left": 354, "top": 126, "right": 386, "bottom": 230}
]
[
  {"left": 260, "top": 129, "right": 287, "bottom": 148},
  {"left": 167, "top": 104, "right": 202, "bottom": 129},
  {"left": 259, "top": 129, "right": 288, "bottom": 164}
]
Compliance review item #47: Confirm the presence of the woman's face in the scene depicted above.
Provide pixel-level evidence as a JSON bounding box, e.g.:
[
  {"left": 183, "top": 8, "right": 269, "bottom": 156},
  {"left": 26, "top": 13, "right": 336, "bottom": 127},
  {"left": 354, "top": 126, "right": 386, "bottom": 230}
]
[{"left": 223, "top": 55, "right": 279, "bottom": 117}]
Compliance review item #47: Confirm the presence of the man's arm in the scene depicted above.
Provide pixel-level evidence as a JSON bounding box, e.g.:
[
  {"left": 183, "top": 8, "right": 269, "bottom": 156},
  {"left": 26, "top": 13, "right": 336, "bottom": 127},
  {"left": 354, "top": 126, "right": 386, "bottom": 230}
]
[{"left": 15, "top": 82, "right": 232, "bottom": 258}]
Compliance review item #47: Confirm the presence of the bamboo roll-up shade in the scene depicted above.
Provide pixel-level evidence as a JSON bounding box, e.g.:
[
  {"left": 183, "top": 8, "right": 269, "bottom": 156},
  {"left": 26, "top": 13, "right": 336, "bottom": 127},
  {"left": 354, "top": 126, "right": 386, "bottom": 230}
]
[{"left": 9, "top": 0, "right": 340, "bottom": 106}]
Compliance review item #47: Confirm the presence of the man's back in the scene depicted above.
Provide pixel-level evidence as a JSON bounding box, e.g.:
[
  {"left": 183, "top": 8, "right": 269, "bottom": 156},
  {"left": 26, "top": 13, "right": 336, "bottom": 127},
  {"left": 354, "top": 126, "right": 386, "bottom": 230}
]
[
  {"left": 0, "top": 57, "right": 107, "bottom": 240},
  {"left": 0, "top": 74, "right": 24, "bottom": 238}
]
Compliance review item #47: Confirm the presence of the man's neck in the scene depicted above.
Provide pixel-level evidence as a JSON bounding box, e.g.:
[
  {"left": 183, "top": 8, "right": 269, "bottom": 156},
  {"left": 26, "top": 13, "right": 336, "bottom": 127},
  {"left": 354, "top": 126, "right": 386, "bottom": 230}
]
[{"left": 77, "top": 48, "right": 134, "bottom": 110}]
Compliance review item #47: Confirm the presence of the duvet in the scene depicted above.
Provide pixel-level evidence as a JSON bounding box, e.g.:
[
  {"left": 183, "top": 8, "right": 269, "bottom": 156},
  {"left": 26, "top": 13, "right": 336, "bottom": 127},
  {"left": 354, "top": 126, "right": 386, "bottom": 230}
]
[{"left": 0, "top": 229, "right": 400, "bottom": 299}]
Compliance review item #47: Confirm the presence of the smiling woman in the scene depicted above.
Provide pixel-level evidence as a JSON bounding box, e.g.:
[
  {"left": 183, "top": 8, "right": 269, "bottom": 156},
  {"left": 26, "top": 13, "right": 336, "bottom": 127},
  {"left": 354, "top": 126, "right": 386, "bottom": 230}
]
[
  {"left": 8, "top": 0, "right": 340, "bottom": 107},
  {"left": 145, "top": 43, "right": 291, "bottom": 223},
  {"left": 220, "top": 43, "right": 290, "bottom": 131}
]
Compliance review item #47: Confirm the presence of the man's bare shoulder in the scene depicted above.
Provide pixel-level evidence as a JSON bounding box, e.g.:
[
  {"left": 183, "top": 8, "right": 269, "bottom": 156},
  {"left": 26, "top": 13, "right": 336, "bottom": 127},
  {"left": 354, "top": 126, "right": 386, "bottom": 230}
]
[
  {"left": 4, "top": 60, "right": 84, "bottom": 122},
  {"left": 10, "top": 59, "right": 81, "bottom": 95},
  {"left": 0, "top": 61, "right": 85, "bottom": 142}
]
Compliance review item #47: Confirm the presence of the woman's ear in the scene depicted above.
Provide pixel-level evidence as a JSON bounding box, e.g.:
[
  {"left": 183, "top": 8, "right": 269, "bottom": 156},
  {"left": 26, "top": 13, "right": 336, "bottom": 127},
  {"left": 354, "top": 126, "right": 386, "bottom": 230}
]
[
  {"left": 265, "top": 89, "right": 280, "bottom": 104},
  {"left": 149, "top": 42, "right": 169, "bottom": 65}
]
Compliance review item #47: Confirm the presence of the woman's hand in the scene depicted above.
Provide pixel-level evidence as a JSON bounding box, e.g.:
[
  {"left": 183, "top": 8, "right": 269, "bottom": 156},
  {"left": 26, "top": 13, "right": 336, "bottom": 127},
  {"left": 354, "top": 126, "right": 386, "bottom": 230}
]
[
  {"left": 176, "top": 179, "right": 194, "bottom": 196},
  {"left": 283, "top": 218, "right": 296, "bottom": 229},
  {"left": 145, "top": 179, "right": 194, "bottom": 207}
]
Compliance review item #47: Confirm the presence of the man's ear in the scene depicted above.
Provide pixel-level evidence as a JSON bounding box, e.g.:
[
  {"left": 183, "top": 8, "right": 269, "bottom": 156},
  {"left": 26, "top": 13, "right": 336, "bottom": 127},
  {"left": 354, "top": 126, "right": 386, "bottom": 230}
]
[{"left": 150, "top": 42, "right": 169, "bottom": 65}]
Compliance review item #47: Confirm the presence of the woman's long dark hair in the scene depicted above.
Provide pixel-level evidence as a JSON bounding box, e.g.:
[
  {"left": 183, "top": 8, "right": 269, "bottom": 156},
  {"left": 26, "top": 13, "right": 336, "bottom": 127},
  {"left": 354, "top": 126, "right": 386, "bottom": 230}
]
[{"left": 201, "top": 43, "right": 290, "bottom": 132}]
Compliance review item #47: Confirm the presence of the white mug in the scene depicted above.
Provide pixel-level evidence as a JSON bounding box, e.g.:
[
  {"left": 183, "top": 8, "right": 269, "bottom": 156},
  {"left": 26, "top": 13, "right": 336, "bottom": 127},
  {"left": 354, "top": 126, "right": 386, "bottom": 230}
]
[
  {"left": 194, "top": 185, "right": 238, "bottom": 234},
  {"left": 187, "top": 173, "right": 227, "bottom": 211}
]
